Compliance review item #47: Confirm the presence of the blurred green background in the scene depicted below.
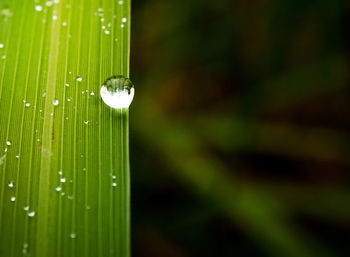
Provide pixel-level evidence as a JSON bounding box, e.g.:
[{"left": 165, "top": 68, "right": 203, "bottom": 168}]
[{"left": 129, "top": 0, "right": 350, "bottom": 256}]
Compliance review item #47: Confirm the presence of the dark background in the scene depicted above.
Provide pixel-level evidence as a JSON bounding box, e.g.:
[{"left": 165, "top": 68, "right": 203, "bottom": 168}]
[{"left": 129, "top": 0, "right": 350, "bottom": 256}]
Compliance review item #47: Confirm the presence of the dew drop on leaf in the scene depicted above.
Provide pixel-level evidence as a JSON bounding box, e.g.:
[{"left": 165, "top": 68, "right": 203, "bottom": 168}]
[{"left": 100, "top": 75, "right": 134, "bottom": 109}]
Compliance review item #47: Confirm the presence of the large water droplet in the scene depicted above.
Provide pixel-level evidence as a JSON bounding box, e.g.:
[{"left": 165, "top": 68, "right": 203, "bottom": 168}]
[{"left": 100, "top": 75, "right": 134, "bottom": 109}]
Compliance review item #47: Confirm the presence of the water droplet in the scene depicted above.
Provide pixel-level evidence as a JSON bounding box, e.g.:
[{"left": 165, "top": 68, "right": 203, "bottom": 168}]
[
  {"left": 65, "top": 83, "right": 69, "bottom": 86},
  {"left": 22, "top": 249, "right": 27, "bottom": 254},
  {"left": 67, "top": 98, "right": 71, "bottom": 102},
  {"left": 120, "top": 24, "right": 125, "bottom": 28},
  {"left": 24, "top": 206, "right": 29, "bottom": 211},
  {"left": 76, "top": 76, "right": 82, "bottom": 82},
  {"left": 15, "top": 155, "right": 19, "bottom": 159},
  {"left": 112, "top": 182, "right": 117, "bottom": 187},
  {"left": 52, "top": 15, "right": 58, "bottom": 20},
  {"left": 4, "top": 148, "right": 7, "bottom": 153},
  {"left": 58, "top": 170, "right": 63, "bottom": 175},
  {"left": 23, "top": 243, "right": 28, "bottom": 248},
  {"left": 25, "top": 103, "right": 30, "bottom": 107},
  {"left": 1, "top": 8, "right": 13, "bottom": 18},
  {"left": 46, "top": 1, "right": 53, "bottom": 7},
  {"left": 53, "top": 99, "right": 59, "bottom": 106},
  {"left": 62, "top": 21, "right": 67, "bottom": 26},
  {"left": 122, "top": 17, "right": 127, "bottom": 23},
  {"left": 10, "top": 196, "right": 16, "bottom": 202},
  {"left": 35, "top": 5, "right": 43, "bottom": 11},
  {"left": 6, "top": 140, "right": 11, "bottom": 146},
  {"left": 102, "top": 25, "right": 106, "bottom": 30},
  {"left": 0, "top": 43, "right": 4, "bottom": 48},
  {"left": 100, "top": 18, "right": 104, "bottom": 22},
  {"left": 56, "top": 186, "right": 62, "bottom": 191},
  {"left": 60, "top": 177, "right": 66, "bottom": 183},
  {"left": 112, "top": 175, "right": 116, "bottom": 179},
  {"left": 28, "top": 211, "right": 35, "bottom": 217},
  {"left": 104, "top": 30, "right": 110, "bottom": 35},
  {"left": 100, "top": 75, "right": 134, "bottom": 109},
  {"left": 8, "top": 181, "right": 14, "bottom": 188},
  {"left": 90, "top": 92, "right": 95, "bottom": 96},
  {"left": 84, "top": 120, "right": 89, "bottom": 125},
  {"left": 118, "top": 1, "right": 124, "bottom": 5},
  {"left": 70, "top": 233, "right": 76, "bottom": 239}
]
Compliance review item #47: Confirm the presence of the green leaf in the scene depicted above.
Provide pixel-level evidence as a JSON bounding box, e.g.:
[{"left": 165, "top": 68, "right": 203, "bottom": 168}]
[{"left": 0, "top": 0, "right": 131, "bottom": 257}]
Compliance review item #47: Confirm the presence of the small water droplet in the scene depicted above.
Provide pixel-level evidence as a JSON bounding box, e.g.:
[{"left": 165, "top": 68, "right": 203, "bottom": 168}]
[
  {"left": 52, "top": 15, "right": 58, "bottom": 20},
  {"left": 10, "top": 196, "right": 16, "bottom": 202},
  {"left": 4, "top": 148, "right": 7, "bottom": 152},
  {"left": 28, "top": 211, "right": 35, "bottom": 217},
  {"left": 1, "top": 8, "right": 13, "bottom": 18},
  {"left": 24, "top": 206, "right": 29, "bottom": 211},
  {"left": 120, "top": 24, "right": 125, "bottom": 28},
  {"left": 23, "top": 243, "right": 28, "bottom": 248},
  {"left": 58, "top": 170, "right": 63, "bottom": 175},
  {"left": 53, "top": 99, "right": 59, "bottom": 106},
  {"left": 60, "top": 177, "right": 66, "bottom": 183},
  {"left": 62, "top": 21, "right": 67, "bottom": 26},
  {"left": 65, "top": 83, "right": 69, "bottom": 86},
  {"left": 70, "top": 233, "right": 76, "bottom": 239},
  {"left": 56, "top": 186, "right": 62, "bottom": 192},
  {"left": 122, "top": 17, "right": 127, "bottom": 23},
  {"left": 35, "top": 5, "right": 43, "bottom": 11},
  {"left": 84, "top": 120, "right": 89, "bottom": 125},
  {"left": 76, "top": 76, "right": 82, "bottom": 82},
  {"left": 46, "top": 1, "right": 53, "bottom": 7},
  {"left": 6, "top": 140, "right": 11, "bottom": 146},
  {"left": 15, "top": 155, "right": 19, "bottom": 159},
  {"left": 22, "top": 249, "right": 27, "bottom": 254},
  {"left": 112, "top": 182, "right": 117, "bottom": 187},
  {"left": 118, "top": 1, "right": 124, "bottom": 5},
  {"left": 8, "top": 181, "right": 14, "bottom": 188},
  {"left": 100, "top": 75, "right": 134, "bottom": 109},
  {"left": 90, "top": 92, "right": 95, "bottom": 96},
  {"left": 67, "top": 98, "right": 71, "bottom": 102},
  {"left": 0, "top": 43, "right": 4, "bottom": 48},
  {"left": 25, "top": 103, "right": 30, "bottom": 107},
  {"left": 104, "top": 30, "right": 110, "bottom": 35},
  {"left": 112, "top": 175, "right": 116, "bottom": 179}
]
